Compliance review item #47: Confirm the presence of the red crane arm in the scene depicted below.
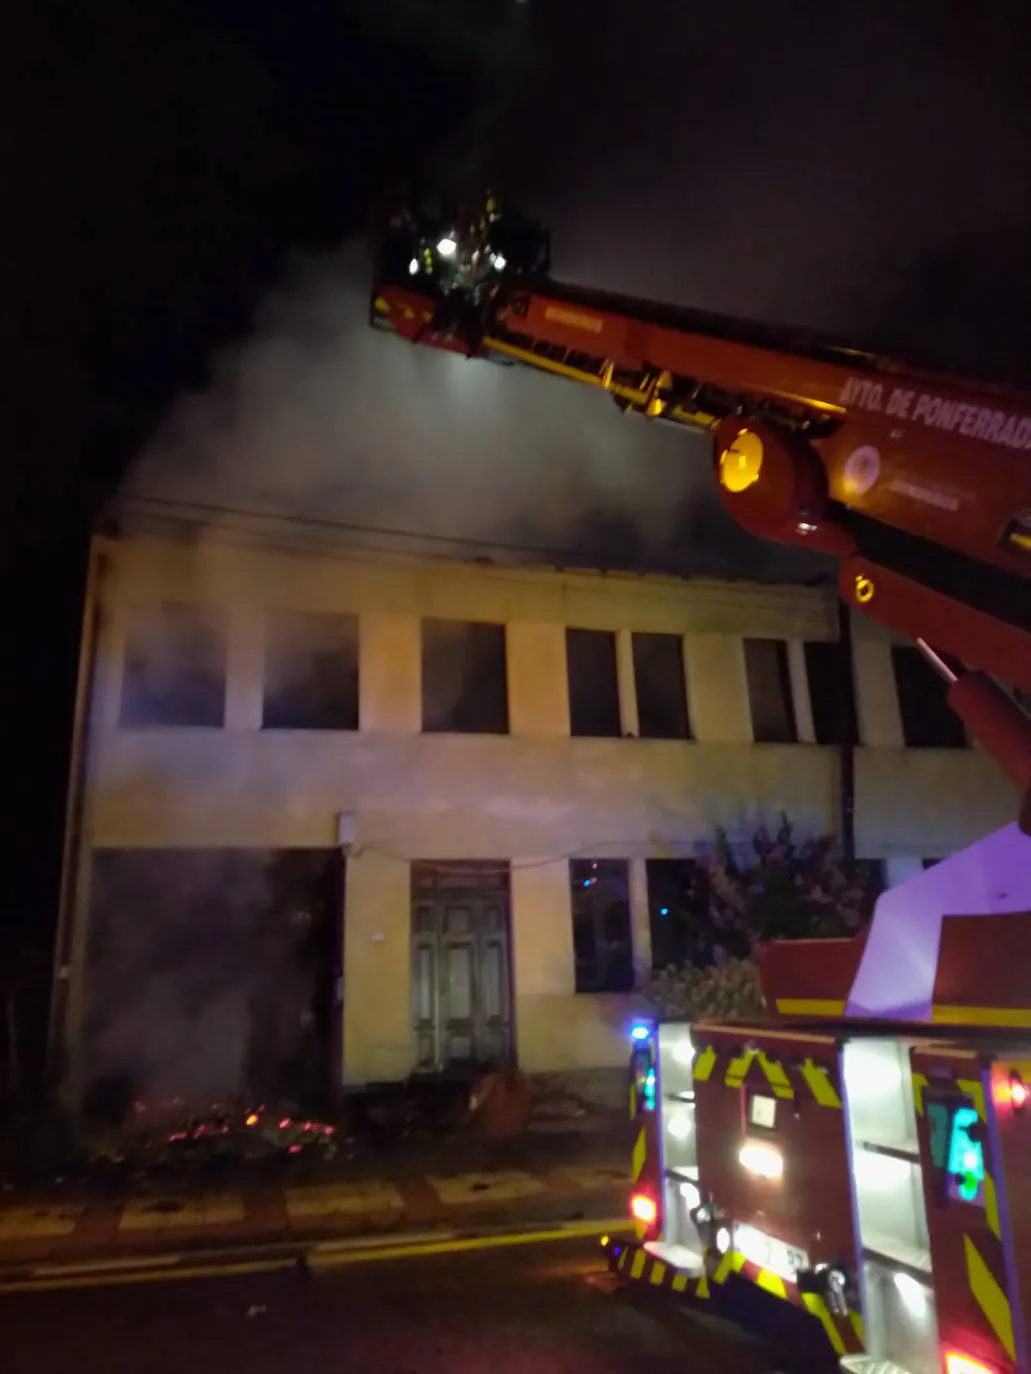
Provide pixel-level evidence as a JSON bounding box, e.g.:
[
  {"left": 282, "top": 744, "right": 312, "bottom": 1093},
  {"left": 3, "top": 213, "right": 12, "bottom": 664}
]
[{"left": 371, "top": 256, "right": 1031, "bottom": 821}]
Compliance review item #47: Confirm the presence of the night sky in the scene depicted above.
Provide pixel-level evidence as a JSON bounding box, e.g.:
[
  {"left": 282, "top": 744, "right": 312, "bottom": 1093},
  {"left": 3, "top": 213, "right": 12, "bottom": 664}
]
[{"left": 4, "top": 0, "right": 1031, "bottom": 1062}]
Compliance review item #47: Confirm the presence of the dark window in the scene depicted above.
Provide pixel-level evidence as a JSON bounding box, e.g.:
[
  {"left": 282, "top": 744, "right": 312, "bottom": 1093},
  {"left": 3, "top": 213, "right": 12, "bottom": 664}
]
[
  {"left": 646, "top": 858, "right": 710, "bottom": 970},
  {"left": 262, "top": 611, "right": 359, "bottom": 730},
  {"left": 120, "top": 604, "right": 226, "bottom": 727},
  {"left": 422, "top": 619, "right": 509, "bottom": 734},
  {"left": 804, "top": 640, "right": 858, "bottom": 745},
  {"left": 743, "top": 638, "right": 797, "bottom": 743},
  {"left": 632, "top": 633, "right": 690, "bottom": 739},
  {"left": 567, "top": 629, "right": 621, "bottom": 737},
  {"left": 892, "top": 647, "right": 968, "bottom": 748},
  {"left": 570, "top": 859, "right": 634, "bottom": 993}
]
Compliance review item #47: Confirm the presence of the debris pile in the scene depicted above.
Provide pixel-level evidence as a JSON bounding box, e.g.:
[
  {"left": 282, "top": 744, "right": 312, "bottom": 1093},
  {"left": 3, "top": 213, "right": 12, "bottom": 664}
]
[{"left": 82, "top": 1100, "right": 340, "bottom": 1180}]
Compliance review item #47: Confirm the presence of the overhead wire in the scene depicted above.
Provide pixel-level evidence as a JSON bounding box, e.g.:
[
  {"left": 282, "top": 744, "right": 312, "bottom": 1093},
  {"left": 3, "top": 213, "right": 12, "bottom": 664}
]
[{"left": 113, "top": 490, "right": 832, "bottom": 588}]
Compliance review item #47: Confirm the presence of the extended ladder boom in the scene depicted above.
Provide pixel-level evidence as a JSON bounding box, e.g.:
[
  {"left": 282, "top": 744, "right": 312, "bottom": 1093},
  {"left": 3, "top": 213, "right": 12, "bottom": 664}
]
[{"left": 370, "top": 210, "right": 1031, "bottom": 826}]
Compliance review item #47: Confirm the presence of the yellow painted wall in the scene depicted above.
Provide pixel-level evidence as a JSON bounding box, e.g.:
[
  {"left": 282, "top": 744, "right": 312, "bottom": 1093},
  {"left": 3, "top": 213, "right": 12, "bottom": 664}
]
[{"left": 70, "top": 531, "right": 1020, "bottom": 1086}]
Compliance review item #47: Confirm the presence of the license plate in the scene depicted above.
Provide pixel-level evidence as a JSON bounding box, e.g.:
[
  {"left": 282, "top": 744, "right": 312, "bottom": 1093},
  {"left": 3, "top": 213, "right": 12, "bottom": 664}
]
[{"left": 733, "top": 1222, "right": 809, "bottom": 1280}]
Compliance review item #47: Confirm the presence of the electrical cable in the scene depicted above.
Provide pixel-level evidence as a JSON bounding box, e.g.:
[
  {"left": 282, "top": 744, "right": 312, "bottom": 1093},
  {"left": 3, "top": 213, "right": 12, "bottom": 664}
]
[
  {"left": 348, "top": 842, "right": 704, "bottom": 874},
  {"left": 116, "top": 489, "right": 703, "bottom": 574},
  {"left": 113, "top": 490, "right": 830, "bottom": 589}
]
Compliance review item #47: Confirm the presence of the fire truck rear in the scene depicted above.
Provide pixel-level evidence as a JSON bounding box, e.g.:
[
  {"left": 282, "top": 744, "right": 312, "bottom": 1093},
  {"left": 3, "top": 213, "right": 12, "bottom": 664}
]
[{"left": 615, "top": 833, "right": 1031, "bottom": 1374}]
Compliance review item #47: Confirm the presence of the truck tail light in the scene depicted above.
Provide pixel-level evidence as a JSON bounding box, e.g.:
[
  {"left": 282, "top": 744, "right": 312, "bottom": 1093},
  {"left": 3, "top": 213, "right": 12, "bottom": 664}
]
[
  {"left": 945, "top": 1351, "right": 997, "bottom": 1374},
  {"left": 630, "top": 1192, "right": 657, "bottom": 1226}
]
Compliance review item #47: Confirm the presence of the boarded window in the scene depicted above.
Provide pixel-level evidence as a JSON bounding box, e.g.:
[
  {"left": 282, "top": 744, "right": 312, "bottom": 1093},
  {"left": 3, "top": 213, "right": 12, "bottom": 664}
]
[
  {"left": 892, "top": 646, "right": 968, "bottom": 748},
  {"left": 567, "top": 629, "right": 621, "bottom": 737},
  {"left": 804, "top": 640, "right": 858, "bottom": 745},
  {"left": 646, "top": 858, "right": 710, "bottom": 970},
  {"left": 569, "top": 859, "right": 634, "bottom": 993},
  {"left": 262, "top": 611, "right": 359, "bottom": 730},
  {"left": 120, "top": 603, "right": 227, "bottom": 727},
  {"left": 743, "top": 638, "right": 797, "bottom": 743},
  {"left": 422, "top": 619, "right": 509, "bottom": 734},
  {"left": 632, "top": 633, "right": 690, "bottom": 739}
]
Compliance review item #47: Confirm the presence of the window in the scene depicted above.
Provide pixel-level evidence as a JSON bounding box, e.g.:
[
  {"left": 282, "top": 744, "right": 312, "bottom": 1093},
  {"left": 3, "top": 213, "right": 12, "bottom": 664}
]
[
  {"left": 569, "top": 859, "right": 634, "bottom": 993},
  {"left": 567, "top": 629, "right": 621, "bottom": 737},
  {"left": 120, "top": 603, "right": 227, "bottom": 727},
  {"left": 262, "top": 611, "right": 359, "bottom": 730},
  {"left": 646, "top": 858, "right": 710, "bottom": 970},
  {"left": 743, "top": 638, "right": 797, "bottom": 743},
  {"left": 891, "top": 646, "right": 968, "bottom": 748},
  {"left": 422, "top": 619, "right": 509, "bottom": 733},
  {"left": 804, "top": 640, "right": 858, "bottom": 745},
  {"left": 632, "top": 633, "right": 690, "bottom": 739}
]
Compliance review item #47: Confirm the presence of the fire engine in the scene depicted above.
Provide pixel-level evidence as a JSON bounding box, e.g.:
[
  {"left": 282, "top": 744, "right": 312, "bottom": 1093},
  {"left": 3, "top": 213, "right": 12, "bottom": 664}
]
[{"left": 369, "top": 199, "right": 1031, "bottom": 1374}]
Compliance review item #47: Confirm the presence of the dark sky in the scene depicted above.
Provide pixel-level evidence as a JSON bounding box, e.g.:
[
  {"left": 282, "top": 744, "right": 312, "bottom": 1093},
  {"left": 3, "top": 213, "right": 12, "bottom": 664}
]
[{"left": 3, "top": 0, "right": 1031, "bottom": 1027}]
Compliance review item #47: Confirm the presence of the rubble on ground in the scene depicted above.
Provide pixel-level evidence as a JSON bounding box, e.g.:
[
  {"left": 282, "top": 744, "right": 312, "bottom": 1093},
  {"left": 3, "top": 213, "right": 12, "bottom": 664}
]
[{"left": 83, "top": 1099, "right": 340, "bottom": 1174}]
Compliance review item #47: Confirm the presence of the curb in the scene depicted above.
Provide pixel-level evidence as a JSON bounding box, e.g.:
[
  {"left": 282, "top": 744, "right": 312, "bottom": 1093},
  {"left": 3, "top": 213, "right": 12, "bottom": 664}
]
[{"left": 0, "top": 1216, "right": 633, "bottom": 1294}]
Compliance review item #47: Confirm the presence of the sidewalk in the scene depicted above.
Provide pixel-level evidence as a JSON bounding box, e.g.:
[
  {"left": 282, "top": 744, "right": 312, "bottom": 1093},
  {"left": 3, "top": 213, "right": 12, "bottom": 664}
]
[{"left": 0, "top": 1128, "right": 632, "bottom": 1267}]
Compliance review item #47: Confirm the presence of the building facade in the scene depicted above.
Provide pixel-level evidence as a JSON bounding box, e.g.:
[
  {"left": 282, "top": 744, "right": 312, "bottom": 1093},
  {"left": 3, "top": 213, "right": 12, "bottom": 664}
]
[{"left": 54, "top": 525, "right": 1019, "bottom": 1111}]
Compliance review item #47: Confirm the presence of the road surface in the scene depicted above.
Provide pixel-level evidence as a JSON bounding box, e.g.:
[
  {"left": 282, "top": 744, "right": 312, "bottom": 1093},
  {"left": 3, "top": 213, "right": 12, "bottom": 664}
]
[{"left": 0, "top": 1236, "right": 785, "bottom": 1374}]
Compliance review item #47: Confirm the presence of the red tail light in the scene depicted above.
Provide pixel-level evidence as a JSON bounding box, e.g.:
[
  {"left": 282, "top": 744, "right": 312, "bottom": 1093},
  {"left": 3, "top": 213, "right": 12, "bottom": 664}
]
[
  {"left": 630, "top": 1192, "right": 657, "bottom": 1226},
  {"left": 945, "top": 1351, "right": 997, "bottom": 1374}
]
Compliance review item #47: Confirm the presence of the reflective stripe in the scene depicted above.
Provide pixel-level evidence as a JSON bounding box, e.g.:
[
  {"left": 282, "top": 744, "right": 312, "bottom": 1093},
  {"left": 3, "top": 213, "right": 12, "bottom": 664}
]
[
  {"left": 801, "top": 1292, "right": 847, "bottom": 1355},
  {"left": 964, "top": 1234, "right": 1016, "bottom": 1361},
  {"left": 609, "top": 1242, "right": 861, "bottom": 1354},
  {"left": 933, "top": 1004, "right": 1031, "bottom": 1029},
  {"left": 631, "top": 1130, "right": 647, "bottom": 1184},
  {"left": 712, "top": 1250, "right": 746, "bottom": 1285},
  {"left": 801, "top": 1057, "right": 841, "bottom": 1108},
  {"left": 911, "top": 1071, "right": 929, "bottom": 1116},
  {"left": 724, "top": 1050, "right": 754, "bottom": 1088},
  {"left": 754, "top": 1268, "right": 787, "bottom": 1298},
  {"left": 775, "top": 998, "right": 846, "bottom": 1016},
  {"left": 758, "top": 1052, "right": 795, "bottom": 1100},
  {"left": 692, "top": 1045, "right": 717, "bottom": 1081},
  {"left": 710, "top": 1042, "right": 839, "bottom": 1106}
]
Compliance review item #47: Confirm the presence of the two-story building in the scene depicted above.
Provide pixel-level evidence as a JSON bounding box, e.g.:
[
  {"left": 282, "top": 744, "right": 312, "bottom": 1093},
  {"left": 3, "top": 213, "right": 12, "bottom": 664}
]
[{"left": 52, "top": 512, "right": 1018, "bottom": 1112}]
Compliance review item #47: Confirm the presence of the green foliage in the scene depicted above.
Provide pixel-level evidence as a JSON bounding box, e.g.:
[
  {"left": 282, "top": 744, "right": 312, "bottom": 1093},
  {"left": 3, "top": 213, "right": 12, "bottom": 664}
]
[
  {"left": 644, "top": 956, "right": 763, "bottom": 1022},
  {"left": 641, "top": 815, "right": 882, "bottom": 1022}
]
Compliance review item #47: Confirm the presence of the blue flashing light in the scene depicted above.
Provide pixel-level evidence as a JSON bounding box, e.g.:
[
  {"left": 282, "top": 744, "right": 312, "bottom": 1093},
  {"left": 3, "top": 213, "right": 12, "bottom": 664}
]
[
  {"left": 659, "top": 906, "right": 669, "bottom": 916},
  {"left": 630, "top": 1023, "right": 650, "bottom": 1042}
]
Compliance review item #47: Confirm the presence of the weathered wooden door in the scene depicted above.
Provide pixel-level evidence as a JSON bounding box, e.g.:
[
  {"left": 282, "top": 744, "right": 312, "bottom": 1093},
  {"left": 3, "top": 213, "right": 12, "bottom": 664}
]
[{"left": 411, "top": 863, "right": 513, "bottom": 1072}]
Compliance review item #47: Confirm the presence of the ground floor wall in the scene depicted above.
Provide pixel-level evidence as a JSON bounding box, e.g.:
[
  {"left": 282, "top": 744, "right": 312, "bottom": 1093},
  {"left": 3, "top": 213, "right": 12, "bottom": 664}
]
[{"left": 71, "top": 829, "right": 976, "bottom": 1109}]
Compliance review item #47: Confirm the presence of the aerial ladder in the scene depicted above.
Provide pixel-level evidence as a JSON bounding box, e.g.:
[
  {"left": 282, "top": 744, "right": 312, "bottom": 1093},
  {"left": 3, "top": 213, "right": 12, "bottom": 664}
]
[{"left": 370, "top": 200, "right": 1031, "bottom": 1374}]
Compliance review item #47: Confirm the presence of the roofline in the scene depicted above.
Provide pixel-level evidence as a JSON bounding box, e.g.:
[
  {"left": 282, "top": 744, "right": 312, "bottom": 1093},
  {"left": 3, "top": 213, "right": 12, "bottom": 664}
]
[{"left": 94, "top": 500, "right": 835, "bottom": 596}]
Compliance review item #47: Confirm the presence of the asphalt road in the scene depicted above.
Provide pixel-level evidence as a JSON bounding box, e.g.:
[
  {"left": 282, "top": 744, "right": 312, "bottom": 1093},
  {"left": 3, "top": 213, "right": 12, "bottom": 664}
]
[{"left": 0, "top": 1236, "right": 786, "bottom": 1374}]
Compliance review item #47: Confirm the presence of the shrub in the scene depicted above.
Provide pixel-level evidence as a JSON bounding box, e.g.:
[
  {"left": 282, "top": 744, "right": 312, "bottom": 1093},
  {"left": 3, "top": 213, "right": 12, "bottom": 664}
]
[
  {"left": 642, "top": 955, "right": 763, "bottom": 1022},
  {"left": 640, "top": 816, "right": 881, "bottom": 1022}
]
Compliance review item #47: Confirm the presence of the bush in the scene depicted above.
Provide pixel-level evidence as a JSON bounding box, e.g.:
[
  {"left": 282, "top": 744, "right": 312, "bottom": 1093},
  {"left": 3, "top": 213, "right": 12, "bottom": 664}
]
[
  {"left": 642, "top": 955, "right": 762, "bottom": 1022},
  {"left": 640, "top": 816, "right": 881, "bottom": 1022}
]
